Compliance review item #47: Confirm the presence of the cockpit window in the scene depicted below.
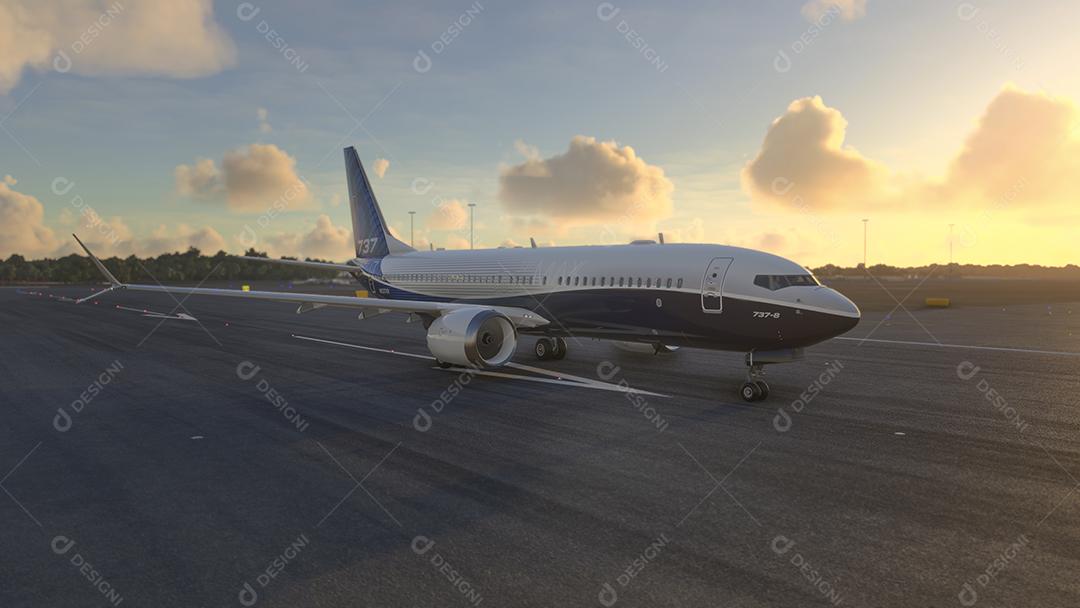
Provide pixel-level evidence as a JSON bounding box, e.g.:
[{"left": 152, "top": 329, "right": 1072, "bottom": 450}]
[{"left": 754, "top": 274, "right": 820, "bottom": 290}]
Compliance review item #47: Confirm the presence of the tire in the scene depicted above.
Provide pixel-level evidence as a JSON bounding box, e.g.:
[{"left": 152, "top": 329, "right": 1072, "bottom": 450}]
[
  {"left": 435, "top": 358, "right": 454, "bottom": 369},
  {"left": 754, "top": 380, "right": 770, "bottom": 400},
  {"left": 534, "top": 338, "right": 554, "bottom": 360},
  {"left": 740, "top": 382, "right": 761, "bottom": 402},
  {"left": 553, "top": 337, "right": 567, "bottom": 360}
]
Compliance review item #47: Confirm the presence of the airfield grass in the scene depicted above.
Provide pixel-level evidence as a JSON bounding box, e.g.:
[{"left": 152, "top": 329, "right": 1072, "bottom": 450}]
[{"left": 824, "top": 277, "right": 1080, "bottom": 312}]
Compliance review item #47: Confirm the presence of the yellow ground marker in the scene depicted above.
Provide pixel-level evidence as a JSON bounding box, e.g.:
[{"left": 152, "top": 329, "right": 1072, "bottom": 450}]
[
  {"left": 355, "top": 290, "right": 369, "bottom": 298},
  {"left": 241, "top": 284, "right": 250, "bottom": 292},
  {"left": 925, "top": 297, "right": 950, "bottom": 308}
]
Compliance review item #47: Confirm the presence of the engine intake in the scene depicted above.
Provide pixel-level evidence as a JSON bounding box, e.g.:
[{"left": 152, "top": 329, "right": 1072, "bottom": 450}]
[{"left": 426, "top": 308, "right": 517, "bottom": 368}]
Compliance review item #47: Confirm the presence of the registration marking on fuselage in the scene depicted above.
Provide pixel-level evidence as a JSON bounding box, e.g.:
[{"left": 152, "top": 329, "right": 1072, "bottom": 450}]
[{"left": 292, "top": 334, "right": 669, "bottom": 397}]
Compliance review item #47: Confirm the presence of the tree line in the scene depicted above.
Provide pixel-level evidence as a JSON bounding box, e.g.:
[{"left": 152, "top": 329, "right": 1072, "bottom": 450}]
[{"left": 0, "top": 248, "right": 339, "bottom": 283}]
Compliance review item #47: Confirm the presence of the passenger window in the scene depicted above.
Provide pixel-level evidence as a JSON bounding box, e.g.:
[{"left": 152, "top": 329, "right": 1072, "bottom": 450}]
[
  {"left": 543, "top": 276, "right": 547, "bottom": 285},
  {"left": 591, "top": 277, "right": 597, "bottom": 286},
  {"left": 636, "top": 278, "right": 642, "bottom": 287},
  {"left": 646, "top": 278, "right": 652, "bottom": 288},
  {"left": 677, "top": 278, "right": 683, "bottom": 288},
  {"left": 574, "top": 276, "right": 579, "bottom": 286},
  {"left": 666, "top": 278, "right": 672, "bottom": 288},
  {"left": 619, "top": 277, "right": 625, "bottom": 287},
  {"left": 558, "top": 277, "right": 563, "bottom": 285},
  {"left": 600, "top": 277, "right": 606, "bottom": 286}
]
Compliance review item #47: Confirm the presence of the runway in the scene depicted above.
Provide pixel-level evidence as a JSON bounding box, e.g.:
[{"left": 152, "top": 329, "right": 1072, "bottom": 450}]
[{"left": 2, "top": 285, "right": 1078, "bottom": 607}]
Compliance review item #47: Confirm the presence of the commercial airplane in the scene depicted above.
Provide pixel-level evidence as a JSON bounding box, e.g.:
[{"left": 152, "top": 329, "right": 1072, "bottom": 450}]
[{"left": 75, "top": 146, "right": 860, "bottom": 401}]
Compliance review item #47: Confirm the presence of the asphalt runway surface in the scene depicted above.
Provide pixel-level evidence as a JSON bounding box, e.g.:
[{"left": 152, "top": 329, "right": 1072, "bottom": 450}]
[{"left": 2, "top": 285, "right": 1079, "bottom": 607}]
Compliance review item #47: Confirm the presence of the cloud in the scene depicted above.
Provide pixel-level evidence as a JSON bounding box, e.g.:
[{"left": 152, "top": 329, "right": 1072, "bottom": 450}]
[
  {"left": 741, "top": 96, "right": 888, "bottom": 210},
  {"left": 263, "top": 215, "right": 353, "bottom": 260},
  {"left": 0, "top": 176, "right": 60, "bottom": 257},
  {"left": 801, "top": 0, "right": 866, "bottom": 23},
  {"left": 136, "top": 224, "right": 226, "bottom": 256},
  {"left": 257, "top": 107, "right": 271, "bottom": 133},
  {"left": 373, "top": 158, "right": 390, "bottom": 178},
  {"left": 427, "top": 199, "right": 469, "bottom": 230},
  {"left": 0, "top": 0, "right": 236, "bottom": 94},
  {"left": 175, "top": 144, "right": 313, "bottom": 212},
  {"left": 742, "top": 87, "right": 1080, "bottom": 215},
  {"left": 498, "top": 135, "right": 674, "bottom": 232}
]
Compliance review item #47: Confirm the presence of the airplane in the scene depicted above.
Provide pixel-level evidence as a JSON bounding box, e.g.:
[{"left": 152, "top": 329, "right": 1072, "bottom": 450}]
[{"left": 74, "top": 146, "right": 860, "bottom": 402}]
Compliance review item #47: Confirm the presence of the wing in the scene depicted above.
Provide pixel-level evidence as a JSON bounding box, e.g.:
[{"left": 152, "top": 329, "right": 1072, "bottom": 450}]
[
  {"left": 72, "top": 235, "right": 549, "bottom": 329},
  {"left": 229, "top": 255, "right": 363, "bottom": 274}
]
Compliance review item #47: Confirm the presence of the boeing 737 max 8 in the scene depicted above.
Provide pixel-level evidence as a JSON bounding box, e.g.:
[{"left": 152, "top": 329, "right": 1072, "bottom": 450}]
[{"left": 74, "top": 146, "right": 860, "bottom": 401}]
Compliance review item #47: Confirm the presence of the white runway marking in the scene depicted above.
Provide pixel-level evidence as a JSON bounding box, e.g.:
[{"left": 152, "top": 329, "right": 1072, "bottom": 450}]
[
  {"left": 835, "top": 336, "right": 1080, "bottom": 357},
  {"left": 115, "top": 305, "right": 198, "bottom": 321},
  {"left": 292, "top": 334, "right": 669, "bottom": 397}
]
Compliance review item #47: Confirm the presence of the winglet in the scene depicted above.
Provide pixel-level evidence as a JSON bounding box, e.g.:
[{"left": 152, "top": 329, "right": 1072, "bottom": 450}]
[{"left": 73, "top": 233, "right": 121, "bottom": 287}]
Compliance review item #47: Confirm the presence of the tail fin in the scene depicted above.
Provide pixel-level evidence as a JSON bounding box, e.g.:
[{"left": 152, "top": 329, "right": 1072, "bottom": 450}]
[{"left": 344, "top": 146, "right": 414, "bottom": 258}]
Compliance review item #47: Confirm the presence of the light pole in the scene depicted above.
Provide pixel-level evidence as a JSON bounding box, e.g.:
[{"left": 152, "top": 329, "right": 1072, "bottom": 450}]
[
  {"left": 948, "top": 223, "right": 954, "bottom": 265},
  {"left": 468, "top": 203, "right": 477, "bottom": 250},
  {"left": 862, "top": 218, "right": 869, "bottom": 268},
  {"left": 408, "top": 211, "right": 416, "bottom": 247}
]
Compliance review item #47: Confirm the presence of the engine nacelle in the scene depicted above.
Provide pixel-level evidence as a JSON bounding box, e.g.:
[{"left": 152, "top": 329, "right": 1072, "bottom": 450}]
[{"left": 426, "top": 308, "right": 517, "bottom": 368}]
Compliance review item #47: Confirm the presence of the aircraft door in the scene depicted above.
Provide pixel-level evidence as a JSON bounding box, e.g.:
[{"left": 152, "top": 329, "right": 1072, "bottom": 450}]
[{"left": 701, "top": 257, "right": 732, "bottom": 313}]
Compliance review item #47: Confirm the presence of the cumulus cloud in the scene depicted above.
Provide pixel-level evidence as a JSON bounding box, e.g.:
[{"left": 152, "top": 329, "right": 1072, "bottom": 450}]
[
  {"left": 373, "top": 158, "right": 390, "bottom": 178},
  {"left": 742, "top": 86, "right": 1080, "bottom": 216},
  {"left": 0, "top": 0, "right": 236, "bottom": 95},
  {"left": 0, "top": 176, "right": 60, "bottom": 257},
  {"left": 498, "top": 135, "right": 674, "bottom": 232},
  {"left": 801, "top": 0, "right": 866, "bottom": 23},
  {"left": 262, "top": 215, "right": 353, "bottom": 260},
  {"left": 175, "top": 144, "right": 313, "bottom": 212},
  {"left": 427, "top": 199, "right": 469, "bottom": 230},
  {"left": 741, "top": 96, "right": 888, "bottom": 210}
]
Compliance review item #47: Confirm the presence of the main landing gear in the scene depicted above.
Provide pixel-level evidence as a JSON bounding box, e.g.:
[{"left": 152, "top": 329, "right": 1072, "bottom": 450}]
[{"left": 534, "top": 337, "right": 567, "bottom": 361}]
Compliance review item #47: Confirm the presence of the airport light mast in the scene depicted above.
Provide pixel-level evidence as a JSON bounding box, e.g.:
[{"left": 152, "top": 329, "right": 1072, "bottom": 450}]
[
  {"left": 408, "top": 210, "right": 416, "bottom": 247},
  {"left": 862, "top": 218, "right": 869, "bottom": 268},
  {"left": 468, "top": 202, "right": 477, "bottom": 249}
]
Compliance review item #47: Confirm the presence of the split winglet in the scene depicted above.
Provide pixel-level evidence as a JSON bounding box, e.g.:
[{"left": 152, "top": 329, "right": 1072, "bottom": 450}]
[{"left": 73, "top": 234, "right": 124, "bottom": 303}]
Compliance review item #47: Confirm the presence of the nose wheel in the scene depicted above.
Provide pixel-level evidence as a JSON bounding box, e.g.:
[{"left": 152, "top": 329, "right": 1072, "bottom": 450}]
[{"left": 740, "top": 361, "right": 770, "bottom": 402}]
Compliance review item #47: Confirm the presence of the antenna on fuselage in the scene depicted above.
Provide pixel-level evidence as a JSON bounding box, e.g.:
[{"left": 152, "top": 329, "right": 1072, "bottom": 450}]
[
  {"left": 658, "top": 232, "right": 665, "bottom": 244},
  {"left": 530, "top": 237, "right": 537, "bottom": 248},
  {"left": 429, "top": 243, "right": 434, "bottom": 251}
]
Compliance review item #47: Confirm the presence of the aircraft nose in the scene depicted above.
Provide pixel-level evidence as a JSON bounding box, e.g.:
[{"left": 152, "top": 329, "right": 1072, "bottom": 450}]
[{"left": 822, "top": 287, "right": 860, "bottom": 334}]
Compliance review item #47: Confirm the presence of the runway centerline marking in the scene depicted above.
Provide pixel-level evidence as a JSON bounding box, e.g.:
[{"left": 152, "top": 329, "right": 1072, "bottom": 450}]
[
  {"left": 834, "top": 336, "right": 1080, "bottom": 357},
  {"left": 292, "top": 334, "right": 669, "bottom": 397}
]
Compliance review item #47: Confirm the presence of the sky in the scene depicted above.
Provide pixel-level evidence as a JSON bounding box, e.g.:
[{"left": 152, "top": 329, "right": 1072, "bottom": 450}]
[{"left": 1, "top": 0, "right": 1078, "bottom": 267}]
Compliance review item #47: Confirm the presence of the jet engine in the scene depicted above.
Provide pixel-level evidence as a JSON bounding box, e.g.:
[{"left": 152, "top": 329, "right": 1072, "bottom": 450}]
[{"left": 426, "top": 308, "right": 517, "bottom": 368}]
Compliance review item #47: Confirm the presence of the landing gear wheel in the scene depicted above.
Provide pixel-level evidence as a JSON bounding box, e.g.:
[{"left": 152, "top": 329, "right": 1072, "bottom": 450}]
[
  {"left": 552, "top": 337, "right": 567, "bottom": 360},
  {"left": 740, "top": 382, "right": 762, "bottom": 402},
  {"left": 435, "top": 358, "right": 454, "bottom": 369},
  {"left": 534, "top": 338, "right": 555, "bottom": 361},
  {"left": 753, "top": 380, "right": 770, "bottom": 400}
]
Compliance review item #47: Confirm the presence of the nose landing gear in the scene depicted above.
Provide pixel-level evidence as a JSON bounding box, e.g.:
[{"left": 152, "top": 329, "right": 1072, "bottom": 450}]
[{"left": 740, "top": 362, "right": 770, "bottom": 402}]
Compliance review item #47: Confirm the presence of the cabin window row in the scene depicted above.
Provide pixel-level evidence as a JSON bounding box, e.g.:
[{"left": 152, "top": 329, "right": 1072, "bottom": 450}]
[
  {"left": 556, "top": 276, "right": 683, "bottom": 289},
  {"left": 385, "top": 273, "right": 540, "bottom": 284}
]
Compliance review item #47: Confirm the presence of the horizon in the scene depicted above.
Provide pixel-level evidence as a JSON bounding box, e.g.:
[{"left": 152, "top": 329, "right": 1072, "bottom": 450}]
[{"left": 2, "top": 0, "right": 1078, "bottom": 267}]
